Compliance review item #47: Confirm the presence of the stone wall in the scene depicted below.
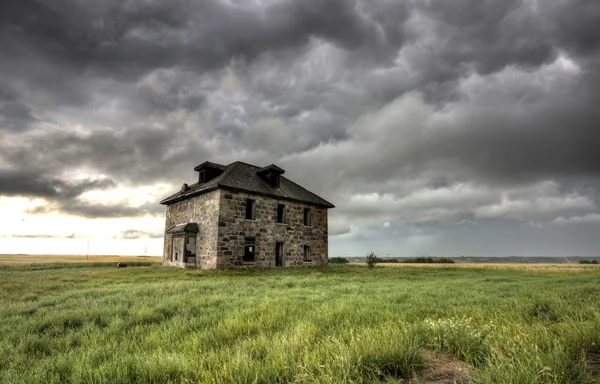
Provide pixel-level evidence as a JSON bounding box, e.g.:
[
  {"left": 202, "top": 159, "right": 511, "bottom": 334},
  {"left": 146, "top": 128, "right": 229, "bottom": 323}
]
[
  {"left": 162, "top": 189, "right": 220, "bottom": 268},
  {"left": 215, "top": 189, "right": 329, "bottom": 268}
]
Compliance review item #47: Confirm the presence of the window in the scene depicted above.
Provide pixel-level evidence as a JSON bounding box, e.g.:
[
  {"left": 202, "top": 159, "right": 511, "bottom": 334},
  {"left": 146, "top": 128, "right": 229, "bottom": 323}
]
[
  {"left": 277, "top": 204, "right": 285, "bottom": 223},
  {"left": 243, "top": 237, "right": 256, "bottom": 262},
  {"left": 303, "top": 208, "right": 311, "bottom": 226},
  {"left": 303, "top": 245, "right": 311, "bottom": 262},
  {"left": 198, "top": 170, "right": 206, "bottom": 184},
  {"left": 275, "top": 242, "right": 284, "bottom": 267},
  {"left": 185, "top": 233, "right": 196, "bottom": 262},
  {"left": 245, "top": 199, "right": 255, "bottom": 220},
  {"left": 271, "top": 173, "right": 280, "bottom": 188}
]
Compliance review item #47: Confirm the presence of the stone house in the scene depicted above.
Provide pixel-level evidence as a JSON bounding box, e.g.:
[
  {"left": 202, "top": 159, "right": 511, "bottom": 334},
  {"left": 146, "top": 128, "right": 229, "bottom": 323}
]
[{"left": 160, "top": 161, "right": 334, "bottom": 269}]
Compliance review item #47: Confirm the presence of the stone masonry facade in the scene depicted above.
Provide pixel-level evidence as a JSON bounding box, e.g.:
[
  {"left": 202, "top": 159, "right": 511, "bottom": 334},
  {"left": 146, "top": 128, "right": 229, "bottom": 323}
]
[
  {"left": 162, "top": 189, "right": 328, "bottom": 269},
  {"left": 162, "top": 189, "right": 220, "bottom": 269},
  {"left": 216, "top": 190, "right": 328, "bottom": 268}
]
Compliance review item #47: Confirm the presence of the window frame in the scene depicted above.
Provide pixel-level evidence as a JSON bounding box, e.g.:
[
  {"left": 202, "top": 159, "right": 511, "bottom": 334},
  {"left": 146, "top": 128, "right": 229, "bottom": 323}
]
[
  {"left": 245, "top": 199, "right": 256, "bottom": 220},
  {"left": 303, "top": 208, "right": 311, "bottom": 226},
  {"left": 277, "top": 204, "right": 286, "bottom": 224},
  {"left": 243, "top": 237, "right": 256, "bottom": 262},
  {"left": 303, "top": 245, "right": 311, "bottom": 262},
  {"left": 275, "top": 241, "right": 284, "bottom": 267}
]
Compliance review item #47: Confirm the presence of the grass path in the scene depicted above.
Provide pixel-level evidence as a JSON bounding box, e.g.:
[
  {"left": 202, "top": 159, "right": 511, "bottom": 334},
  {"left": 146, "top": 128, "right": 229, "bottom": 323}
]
[{"left": 1, "top": 264, "right": 599, "bottom": 383}]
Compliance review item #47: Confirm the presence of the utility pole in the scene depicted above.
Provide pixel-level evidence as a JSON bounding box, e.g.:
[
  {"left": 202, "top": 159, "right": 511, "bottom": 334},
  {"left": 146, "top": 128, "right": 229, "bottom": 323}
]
[{"left": 86, "top": 240, "right": 90, "bottom": 261}]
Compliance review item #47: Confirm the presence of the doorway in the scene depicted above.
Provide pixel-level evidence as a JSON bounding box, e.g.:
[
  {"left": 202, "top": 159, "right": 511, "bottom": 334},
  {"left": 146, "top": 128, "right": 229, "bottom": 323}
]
[{"left": 275, "top": 242, "right": 284, "bottom": 267}]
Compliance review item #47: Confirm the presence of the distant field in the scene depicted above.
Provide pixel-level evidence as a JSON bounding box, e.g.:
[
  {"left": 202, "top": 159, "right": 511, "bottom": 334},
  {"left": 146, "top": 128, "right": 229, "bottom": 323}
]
[
  {"left": 0, "top": 254, "right": 161, "bottom": 265},
  {"left": 1, "top": 263, "right": 599, "bottom": 383},
  {"left": 345, "top": 256, "right": 600, "bottom": 264},
  {"left": 374, "top": 262, "right": 600, "bottom": 273}
]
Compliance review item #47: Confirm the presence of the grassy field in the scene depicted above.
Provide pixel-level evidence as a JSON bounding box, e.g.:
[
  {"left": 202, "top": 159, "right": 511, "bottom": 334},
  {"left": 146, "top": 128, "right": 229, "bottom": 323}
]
[
  {"left": 0, "top": 263, "right": 599, "bottom": 383},
  {"left": 0, "top": 254, "right": 160, "bottom": 265}
]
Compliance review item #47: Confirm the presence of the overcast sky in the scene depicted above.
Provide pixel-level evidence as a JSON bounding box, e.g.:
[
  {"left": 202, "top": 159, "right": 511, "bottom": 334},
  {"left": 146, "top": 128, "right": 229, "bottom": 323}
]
[{"left": 1, "top": 0, "right": 599, "bottom": 257}]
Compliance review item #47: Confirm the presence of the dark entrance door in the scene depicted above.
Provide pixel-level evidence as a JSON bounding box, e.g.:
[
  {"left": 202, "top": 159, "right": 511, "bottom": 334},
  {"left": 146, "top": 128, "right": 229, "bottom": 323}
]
[{"left": 275, "top": 242, "right": 284, "bottom": 267}]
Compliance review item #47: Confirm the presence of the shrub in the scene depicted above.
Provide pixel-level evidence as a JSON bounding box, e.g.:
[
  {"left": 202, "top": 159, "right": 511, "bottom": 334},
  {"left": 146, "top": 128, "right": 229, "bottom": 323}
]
[
  {"left": 579, "top": 260, "right": 598, "bottom": 264},
  {"left": 329, "top": 257, "right": 349, "bottom": 264},
  {"left": 366, "top": 252, "right": 379, "bottom": 269}
]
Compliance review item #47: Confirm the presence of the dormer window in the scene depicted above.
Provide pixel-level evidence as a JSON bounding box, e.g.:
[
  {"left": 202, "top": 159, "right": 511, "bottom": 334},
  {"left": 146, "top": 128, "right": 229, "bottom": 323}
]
[
  {"left": 271, "top": 173, "right": 280, "bottom": 188},
  {"left": 257, "top": 164, "right": 285, "bottom": 189},
  {"left": 194, "top": 161, "right": 226, "bottom": 185}
]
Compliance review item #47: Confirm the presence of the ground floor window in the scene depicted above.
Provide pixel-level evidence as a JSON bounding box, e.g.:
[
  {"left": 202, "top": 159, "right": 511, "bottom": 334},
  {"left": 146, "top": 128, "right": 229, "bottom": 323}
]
[
  {"left": 243, "top": 237, "right": 256, "bottom": 262},
  {"left": 275, "top": 242, "right": 284, "bottom": 267},
  {"left": 185, "top": 233, "right": 196, "bottom": 262},
  {"left": 303, "top": 245, "right": 311, "bottom": 262}
]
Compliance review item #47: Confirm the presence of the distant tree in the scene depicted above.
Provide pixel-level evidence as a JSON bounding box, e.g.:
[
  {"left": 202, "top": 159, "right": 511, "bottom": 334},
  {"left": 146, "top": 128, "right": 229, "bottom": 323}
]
[
  {"left": 366, "top": 251, "right": 379, "bottom": 269},
  {"left": 329, "top": 257, "right": 349, "bottom": 264}
]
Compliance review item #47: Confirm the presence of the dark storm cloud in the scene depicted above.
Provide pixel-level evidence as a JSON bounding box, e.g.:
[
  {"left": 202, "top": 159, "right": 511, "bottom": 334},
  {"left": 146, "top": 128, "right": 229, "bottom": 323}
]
[
  {"left": 0, "top": 0, "right": 402, "bottom": 77},
  {"left": 0, "top": 169, "right": 115, "bottom": 198},
  {"left": 0, "top": 87, "right": 37, "bottom": 132},
  {"left": 0, "top": 0, "right": 599, "bottom": 247},
  {"left": 58, "top": 201, "right": 164, "bottom": 219}
]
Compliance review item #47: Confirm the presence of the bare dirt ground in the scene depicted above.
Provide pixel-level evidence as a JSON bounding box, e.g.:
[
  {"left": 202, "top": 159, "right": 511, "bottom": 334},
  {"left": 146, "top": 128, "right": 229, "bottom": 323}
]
[
  {"left": 587, "top": 350, "right": 600, "bottom": 383},
  {"left": 413, "top": 350, "right": 472, "bottom": 384},
  {"left": 0, "top": 254, "right": 160, "bottom": 265}
]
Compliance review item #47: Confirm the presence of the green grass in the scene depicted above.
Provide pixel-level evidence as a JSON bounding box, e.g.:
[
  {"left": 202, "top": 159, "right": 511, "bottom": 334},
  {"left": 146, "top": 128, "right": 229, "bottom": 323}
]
[{"left": 1, "top": 264, "right": 599, "bottom": 383}]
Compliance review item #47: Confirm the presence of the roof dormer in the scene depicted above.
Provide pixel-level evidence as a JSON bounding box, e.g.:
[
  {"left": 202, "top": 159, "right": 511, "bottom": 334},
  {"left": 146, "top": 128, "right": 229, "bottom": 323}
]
[
  {"left": 257, "top": 164, "right": 285, "bottom": 188},
  {"left": 194, "top": 161, "right": 226, "bottom": 184}
]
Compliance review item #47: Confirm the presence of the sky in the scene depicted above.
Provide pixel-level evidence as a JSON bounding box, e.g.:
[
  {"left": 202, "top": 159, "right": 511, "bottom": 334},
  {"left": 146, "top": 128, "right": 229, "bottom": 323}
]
[{"left": 1, "top": 0, "right": 599, "bottom": 257}]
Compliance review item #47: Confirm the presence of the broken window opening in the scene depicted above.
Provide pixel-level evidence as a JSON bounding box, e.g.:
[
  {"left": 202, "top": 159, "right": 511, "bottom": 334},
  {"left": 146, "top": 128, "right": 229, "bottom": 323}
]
[
  {"left": 304, "top": 208, "right": 311, "bottom": 226},
  {"left": 246, "top": 199, "right": 256, "bottom": 220},
  {"left": 185, "top": 233, "right": 196, "bottom": 263},
  {"left": 303, "top": 245, "right": 311, "bottom": 262},
  {"left": 243, "top": 237, "right": 256, "bottom": 262},
  {"left": 271, "top": 173, "right": 280, "bottom": 188},
  {"left": 277, "top": 204, "right": 285, "bottom": 223},
  {"left": 276, "top": 242, "right": 284, "bottom": 267}
]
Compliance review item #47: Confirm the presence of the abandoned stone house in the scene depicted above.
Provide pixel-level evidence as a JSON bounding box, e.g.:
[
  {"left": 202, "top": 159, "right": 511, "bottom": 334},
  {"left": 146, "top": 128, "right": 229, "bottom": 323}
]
[{"left": 160, "top": 161, "right": 335, "bottom": 269}]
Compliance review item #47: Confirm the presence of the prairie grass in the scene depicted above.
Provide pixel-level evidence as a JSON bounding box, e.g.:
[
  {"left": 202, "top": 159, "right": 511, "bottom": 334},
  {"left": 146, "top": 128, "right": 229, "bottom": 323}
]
[
  {"left": 0, "top": 264, "right": 599, "bottom": 383},
  {"left": 0, "top": 254, "right": 159, "bottom": 265}
]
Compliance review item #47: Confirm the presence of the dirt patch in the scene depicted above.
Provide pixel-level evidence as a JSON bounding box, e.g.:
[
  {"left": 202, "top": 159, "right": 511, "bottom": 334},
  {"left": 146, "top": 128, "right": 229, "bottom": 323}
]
[
  {"left": 406, "top": 350, "right": 472, "bottom": 384},
  {"left": 588, "top": 350, "right": 600, "bottom": 382}
]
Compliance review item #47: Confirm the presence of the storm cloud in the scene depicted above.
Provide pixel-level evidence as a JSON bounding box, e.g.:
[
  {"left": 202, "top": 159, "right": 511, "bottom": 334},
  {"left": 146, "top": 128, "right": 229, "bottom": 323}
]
[{"left": 1, "top": 0, "right": 599, "bottom": 255}]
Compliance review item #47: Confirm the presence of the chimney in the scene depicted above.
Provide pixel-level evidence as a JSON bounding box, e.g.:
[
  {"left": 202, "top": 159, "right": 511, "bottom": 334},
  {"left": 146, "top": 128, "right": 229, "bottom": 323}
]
[{"left": 181, "top": 183, "right": 189, "bottom": 192}]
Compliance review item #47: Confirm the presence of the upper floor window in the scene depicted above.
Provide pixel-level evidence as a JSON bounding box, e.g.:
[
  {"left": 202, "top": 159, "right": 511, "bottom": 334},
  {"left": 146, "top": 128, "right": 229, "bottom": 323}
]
[
  {"left": 246, "top": 199, "right": 256, "bottom": 220},
  {"left": 304, "top": 208, "right": 311, "bottom": 226},
  {"left": 277, "top": 204, "right": 285, "bottom": 223},
  {"left": 198, "top": 170, "right": 206, "bottom": 184},
  {"left": 271, "top": 173, "right": 280, "bottom": 188}
]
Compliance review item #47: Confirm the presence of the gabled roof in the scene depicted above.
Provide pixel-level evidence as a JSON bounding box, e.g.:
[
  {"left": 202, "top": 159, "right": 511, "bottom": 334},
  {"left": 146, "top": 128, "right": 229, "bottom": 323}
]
[
  {"left": 160, "top": 161, "right": 334, "bottom": 208},
  {"left": 257, "top": 164, "right": 285, "bottom": 174},
  {"left": 193, "top": 161, "right": 227, "bottom": 171}
]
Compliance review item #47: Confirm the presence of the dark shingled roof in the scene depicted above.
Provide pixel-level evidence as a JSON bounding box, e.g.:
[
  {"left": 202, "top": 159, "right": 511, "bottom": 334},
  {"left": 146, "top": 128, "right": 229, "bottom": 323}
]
[{"left": 160, "top": 161, "right": 335, "bottom": 208}]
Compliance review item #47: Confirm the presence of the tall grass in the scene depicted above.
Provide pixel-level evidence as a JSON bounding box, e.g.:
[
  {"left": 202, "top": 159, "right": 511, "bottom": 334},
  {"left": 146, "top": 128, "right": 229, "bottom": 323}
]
[{"left": 0, "top": 264, "right": 599, "bottom": 383}]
